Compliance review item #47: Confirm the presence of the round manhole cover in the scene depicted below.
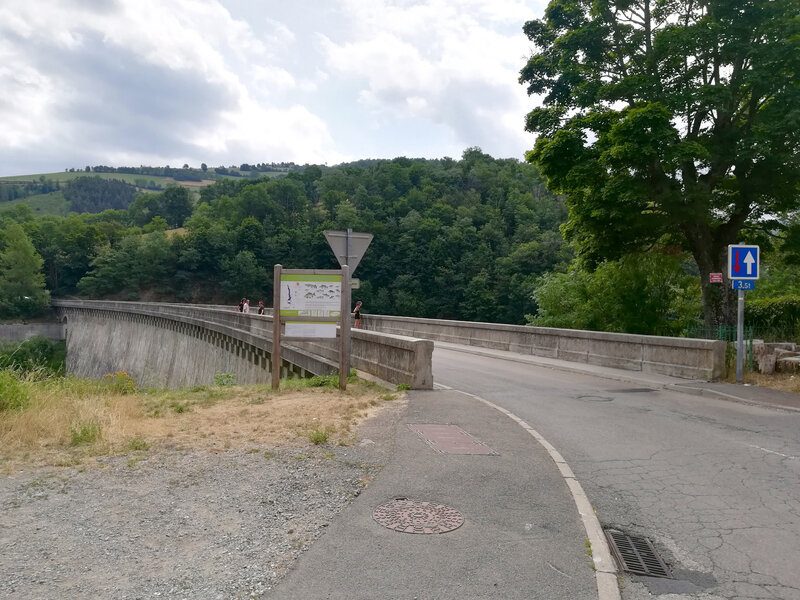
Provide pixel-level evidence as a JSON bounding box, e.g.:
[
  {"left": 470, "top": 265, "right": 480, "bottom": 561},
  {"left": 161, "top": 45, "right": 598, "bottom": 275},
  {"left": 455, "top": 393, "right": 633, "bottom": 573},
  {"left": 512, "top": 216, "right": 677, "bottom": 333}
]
[{"left": 373, "top": 499, "right": 464, "bottom": 534}]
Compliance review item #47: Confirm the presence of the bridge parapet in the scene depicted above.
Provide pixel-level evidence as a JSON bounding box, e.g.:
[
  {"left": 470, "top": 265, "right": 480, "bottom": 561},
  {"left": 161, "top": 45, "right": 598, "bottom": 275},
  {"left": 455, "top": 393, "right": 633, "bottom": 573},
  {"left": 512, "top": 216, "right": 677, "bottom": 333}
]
[
  {"left": 362, "top": 314, "right": 726, "bottom": 381},
  {"left": 51, "top": 300, "right": 433, "bottom": 389}
]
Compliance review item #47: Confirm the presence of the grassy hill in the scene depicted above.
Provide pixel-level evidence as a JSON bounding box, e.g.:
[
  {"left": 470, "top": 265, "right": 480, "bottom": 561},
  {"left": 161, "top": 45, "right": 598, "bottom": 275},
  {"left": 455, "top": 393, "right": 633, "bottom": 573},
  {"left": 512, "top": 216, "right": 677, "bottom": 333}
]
[
  {"left": 0, "top": 167, "right": 288, "bottom": 216},
  {"left": 0, "top": 190, "right": 71, "bottom": 216}
]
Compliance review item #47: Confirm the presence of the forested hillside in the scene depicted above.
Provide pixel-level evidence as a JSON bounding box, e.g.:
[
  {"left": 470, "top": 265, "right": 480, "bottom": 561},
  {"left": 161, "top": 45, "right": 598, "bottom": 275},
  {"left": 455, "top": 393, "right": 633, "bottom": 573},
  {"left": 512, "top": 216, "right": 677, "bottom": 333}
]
[{"left": 0, "top": 149, "right": 571, "bottom": 324}]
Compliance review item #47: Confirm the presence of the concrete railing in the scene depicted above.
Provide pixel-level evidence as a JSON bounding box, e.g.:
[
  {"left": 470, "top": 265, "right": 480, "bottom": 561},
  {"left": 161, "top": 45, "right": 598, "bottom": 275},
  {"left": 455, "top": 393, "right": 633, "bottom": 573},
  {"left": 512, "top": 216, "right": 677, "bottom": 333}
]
[
  {"left": 51, "top": 301, "right": 433, "bottom": 389},
  {"left": 291, "top": 331, "right": 433, "bottom": 390},
  {"left": 0, "top": 322, "right": 65, "bottom": 342},
  {"left": 361, "top": 314, "right": 726, "bottom": 381}
]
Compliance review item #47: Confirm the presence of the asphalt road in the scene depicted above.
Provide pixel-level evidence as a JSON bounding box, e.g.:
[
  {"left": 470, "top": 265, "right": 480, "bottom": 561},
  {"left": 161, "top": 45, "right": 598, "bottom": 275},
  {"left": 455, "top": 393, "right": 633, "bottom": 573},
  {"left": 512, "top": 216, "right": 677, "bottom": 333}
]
[{"left": 433, "top": 346, "right": 800, "bottom": 600}]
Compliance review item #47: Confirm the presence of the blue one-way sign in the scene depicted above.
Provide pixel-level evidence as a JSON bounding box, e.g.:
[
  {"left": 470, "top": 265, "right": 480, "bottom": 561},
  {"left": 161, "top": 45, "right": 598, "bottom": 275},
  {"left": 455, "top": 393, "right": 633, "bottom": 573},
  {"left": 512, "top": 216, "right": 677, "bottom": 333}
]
[{"left": 728, "top": 245, "right": 760, "bottom": 280}]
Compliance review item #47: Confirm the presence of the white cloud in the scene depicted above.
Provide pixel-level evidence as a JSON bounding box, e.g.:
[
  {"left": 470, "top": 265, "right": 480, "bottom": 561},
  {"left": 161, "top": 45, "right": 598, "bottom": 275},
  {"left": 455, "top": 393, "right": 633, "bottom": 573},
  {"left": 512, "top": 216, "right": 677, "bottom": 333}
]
[
  {"left": 0, "top": 0, "right": 548, "bottom": 175},
  {"left": 318, "top": 0, "right": 535, "bottom": 156},
  {"left": 0, "top": 0, "right": 338, "bottom": 173}
]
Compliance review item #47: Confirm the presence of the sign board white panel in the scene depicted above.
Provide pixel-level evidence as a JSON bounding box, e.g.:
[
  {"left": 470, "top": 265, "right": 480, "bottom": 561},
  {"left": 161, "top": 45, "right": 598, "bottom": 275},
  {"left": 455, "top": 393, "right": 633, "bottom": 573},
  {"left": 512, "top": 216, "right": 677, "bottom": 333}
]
[{"left": 285, "top": 322, "right": 337, "bottom": 338}]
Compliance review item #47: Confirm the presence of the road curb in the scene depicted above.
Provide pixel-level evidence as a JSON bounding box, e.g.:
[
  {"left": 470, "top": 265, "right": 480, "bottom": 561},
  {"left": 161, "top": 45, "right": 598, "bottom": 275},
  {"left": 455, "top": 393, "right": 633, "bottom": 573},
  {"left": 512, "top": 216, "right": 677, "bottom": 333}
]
[{"left": 438, "top": 342, "right": 800, "bottom": 412}]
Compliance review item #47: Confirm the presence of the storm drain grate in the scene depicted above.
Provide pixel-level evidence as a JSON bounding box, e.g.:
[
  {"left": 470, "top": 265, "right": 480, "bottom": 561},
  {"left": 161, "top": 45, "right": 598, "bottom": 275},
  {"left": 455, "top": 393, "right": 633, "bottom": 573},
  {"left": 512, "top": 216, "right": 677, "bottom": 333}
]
[{"left": 605, "top": 530, "right": 673, "bottom": 578}]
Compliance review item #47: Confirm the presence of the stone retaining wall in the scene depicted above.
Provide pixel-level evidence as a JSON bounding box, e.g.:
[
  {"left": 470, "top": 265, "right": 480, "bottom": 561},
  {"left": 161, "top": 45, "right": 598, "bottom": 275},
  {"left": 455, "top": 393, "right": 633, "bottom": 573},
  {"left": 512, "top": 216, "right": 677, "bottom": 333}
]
[{"left": 0, "top": 322, "right": 65, "bottom": 342}]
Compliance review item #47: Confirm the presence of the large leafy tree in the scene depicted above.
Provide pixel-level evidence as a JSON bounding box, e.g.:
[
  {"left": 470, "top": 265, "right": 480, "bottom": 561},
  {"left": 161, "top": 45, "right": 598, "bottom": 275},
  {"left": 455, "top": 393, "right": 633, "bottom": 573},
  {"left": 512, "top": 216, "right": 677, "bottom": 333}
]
[
  {"left": 0, "top": 222, "right": 51, "bottom": 319},
  {"left": 521, "top": 0, "right": 800, "bottom": 327}
]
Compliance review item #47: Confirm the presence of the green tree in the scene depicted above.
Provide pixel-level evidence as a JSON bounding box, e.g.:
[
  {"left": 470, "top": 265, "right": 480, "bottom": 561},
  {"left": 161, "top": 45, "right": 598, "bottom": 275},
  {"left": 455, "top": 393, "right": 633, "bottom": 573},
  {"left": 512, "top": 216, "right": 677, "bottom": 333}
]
[
  {"left": 521, "top": 0, "right": 800, "bottom": 328},
  {"left": 26, "top": 215, "right": 104, "bottom": 296},
  {"left": 530, "top": 254, "right": 699, "bottom": 335},
  {"left": 221, "top": 251, "right": 268, "bottom": 299},
  {"left": 160, "top": 185, "right": 193, "bottom": 227},
  {"left": 0, "top": 222, "right": 51, "bottom": 319}
]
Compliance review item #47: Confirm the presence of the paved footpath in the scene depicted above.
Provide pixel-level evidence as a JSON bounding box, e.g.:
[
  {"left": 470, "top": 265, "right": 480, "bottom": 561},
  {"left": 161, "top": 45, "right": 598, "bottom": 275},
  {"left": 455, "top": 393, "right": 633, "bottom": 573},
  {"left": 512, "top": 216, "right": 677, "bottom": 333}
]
[
  {"left": 271, "top": 343, "right": 800, "bottom": 600},
  {"left": 271, "top": 388, "right": 598, "bottom": 600}
]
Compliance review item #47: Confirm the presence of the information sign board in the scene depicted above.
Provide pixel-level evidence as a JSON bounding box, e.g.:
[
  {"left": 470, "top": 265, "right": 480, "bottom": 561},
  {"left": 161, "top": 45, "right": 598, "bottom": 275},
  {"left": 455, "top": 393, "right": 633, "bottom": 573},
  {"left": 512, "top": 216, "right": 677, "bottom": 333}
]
[
  {"left": 272, "top": 265, "right": 350, "bottom": 390},
  {"left": 280, "top": 273, "right": 341, "bottom": 318}
]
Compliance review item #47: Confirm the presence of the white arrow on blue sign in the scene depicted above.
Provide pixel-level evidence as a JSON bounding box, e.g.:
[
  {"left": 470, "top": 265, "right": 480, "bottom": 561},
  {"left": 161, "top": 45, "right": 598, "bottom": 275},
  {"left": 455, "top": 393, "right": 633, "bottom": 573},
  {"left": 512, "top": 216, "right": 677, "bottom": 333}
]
[{"left": 727, "top": 244, "right": 759, "bottom": 280}]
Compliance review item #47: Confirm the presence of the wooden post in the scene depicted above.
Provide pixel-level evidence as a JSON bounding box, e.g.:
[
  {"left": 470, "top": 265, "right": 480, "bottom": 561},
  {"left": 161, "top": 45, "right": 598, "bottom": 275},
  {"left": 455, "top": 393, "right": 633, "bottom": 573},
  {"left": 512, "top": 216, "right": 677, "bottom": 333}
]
[
  {"left": 272, "top": 264, "right": 282, "bottom": 390},
  {"left": 339, "top": 264, "right": 350, "bottom": 390}
]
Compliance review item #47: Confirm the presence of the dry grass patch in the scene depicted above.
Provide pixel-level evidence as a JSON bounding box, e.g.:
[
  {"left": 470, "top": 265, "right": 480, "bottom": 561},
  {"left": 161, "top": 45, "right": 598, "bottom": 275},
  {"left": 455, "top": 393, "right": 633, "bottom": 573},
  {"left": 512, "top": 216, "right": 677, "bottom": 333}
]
[
  {"left": 727, "top": 370, "right": 800, "bottom": 395},
  {"left": 0, "top": 373, "right": 400, "bottom": 472}
]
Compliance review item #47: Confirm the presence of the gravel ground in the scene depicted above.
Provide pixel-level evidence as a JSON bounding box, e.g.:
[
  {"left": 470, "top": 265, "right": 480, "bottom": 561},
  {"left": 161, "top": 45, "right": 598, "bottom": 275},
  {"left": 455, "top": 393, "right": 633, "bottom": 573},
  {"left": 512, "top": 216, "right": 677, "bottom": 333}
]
[{"left": 0, "top": 401, "right": 404, "bottom": 600}]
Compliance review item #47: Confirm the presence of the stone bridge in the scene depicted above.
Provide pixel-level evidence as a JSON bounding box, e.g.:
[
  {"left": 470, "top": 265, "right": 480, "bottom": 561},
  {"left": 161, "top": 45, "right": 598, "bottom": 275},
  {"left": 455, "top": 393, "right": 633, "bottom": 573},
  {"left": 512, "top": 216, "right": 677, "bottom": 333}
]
[
  {"left": 50, "top": 300, "right": 726, "bottom": 391},
  {"left": 51, "top": 300, "right": 434, "bottom": 389}
]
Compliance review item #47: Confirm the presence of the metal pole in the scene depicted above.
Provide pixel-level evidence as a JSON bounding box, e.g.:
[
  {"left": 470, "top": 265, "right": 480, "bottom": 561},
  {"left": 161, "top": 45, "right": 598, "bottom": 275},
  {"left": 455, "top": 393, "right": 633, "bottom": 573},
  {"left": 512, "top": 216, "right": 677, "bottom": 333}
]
[
  {"left": 272, "top": 264, "right": 282, "bottom": 390},
  {"left": 339, "top": 264, "right": 350, "bottom": 390},
  {"left": 345, "top": 229, "right": 352, "bottom": 376},
  {"left": 736, "top": 288, "right": 744, "bottom": 383}
]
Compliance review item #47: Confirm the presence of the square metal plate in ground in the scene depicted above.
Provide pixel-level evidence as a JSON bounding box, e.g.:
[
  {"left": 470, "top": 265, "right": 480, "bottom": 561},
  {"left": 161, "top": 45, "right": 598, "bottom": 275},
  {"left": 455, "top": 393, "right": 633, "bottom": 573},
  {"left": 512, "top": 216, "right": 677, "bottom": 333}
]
[
  {"left": 407, "top": 424, "right": 497, "bottom": 455},
  {"left": 605, "top": 529, "right": 673, "bottom": 578}
]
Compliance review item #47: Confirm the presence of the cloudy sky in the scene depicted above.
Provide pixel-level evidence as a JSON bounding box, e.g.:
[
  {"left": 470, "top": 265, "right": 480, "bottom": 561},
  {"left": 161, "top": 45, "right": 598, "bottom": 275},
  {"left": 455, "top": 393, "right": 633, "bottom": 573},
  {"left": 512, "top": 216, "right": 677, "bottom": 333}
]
[{"left": 0, "top": 0, "right": 547, "bottom": 176}]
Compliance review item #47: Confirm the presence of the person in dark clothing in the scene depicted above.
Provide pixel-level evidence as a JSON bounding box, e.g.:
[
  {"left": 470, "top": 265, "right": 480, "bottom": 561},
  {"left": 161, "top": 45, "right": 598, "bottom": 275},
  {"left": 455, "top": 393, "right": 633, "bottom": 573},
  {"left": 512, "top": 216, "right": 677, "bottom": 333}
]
[
  {"left": 353, "top": 300, "right": 363, "bottom": 328},
  {"left": 257, "top": 301, "right": 265, "bottom": 315},
  {"left": 238, "top": 299, "right": 245, "bottom": 312}
]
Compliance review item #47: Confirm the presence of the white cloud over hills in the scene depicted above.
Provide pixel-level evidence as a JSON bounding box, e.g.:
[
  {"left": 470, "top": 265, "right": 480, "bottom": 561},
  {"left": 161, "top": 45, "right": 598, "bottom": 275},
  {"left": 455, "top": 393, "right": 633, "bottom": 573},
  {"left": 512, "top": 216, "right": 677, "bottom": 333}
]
[{"left": 0, "top": 0, "right": 546, "bottom": 176}]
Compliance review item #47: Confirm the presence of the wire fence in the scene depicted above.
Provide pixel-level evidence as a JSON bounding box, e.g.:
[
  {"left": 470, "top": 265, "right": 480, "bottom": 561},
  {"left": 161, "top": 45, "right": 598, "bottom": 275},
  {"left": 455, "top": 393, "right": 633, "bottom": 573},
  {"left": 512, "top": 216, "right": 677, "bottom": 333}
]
[{"left": 685, "top": 325, "right": 755, "bottom": 370}]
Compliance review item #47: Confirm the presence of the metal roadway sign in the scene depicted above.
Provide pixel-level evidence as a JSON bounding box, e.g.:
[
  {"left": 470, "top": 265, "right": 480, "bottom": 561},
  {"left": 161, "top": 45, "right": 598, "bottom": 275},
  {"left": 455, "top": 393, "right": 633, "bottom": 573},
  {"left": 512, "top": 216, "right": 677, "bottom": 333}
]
[
  {"left": 727, "top": 244, "right": 760, "bottom": 280},
  {"left": 324, "top": 229, "right": 373, "bottom": 274}
]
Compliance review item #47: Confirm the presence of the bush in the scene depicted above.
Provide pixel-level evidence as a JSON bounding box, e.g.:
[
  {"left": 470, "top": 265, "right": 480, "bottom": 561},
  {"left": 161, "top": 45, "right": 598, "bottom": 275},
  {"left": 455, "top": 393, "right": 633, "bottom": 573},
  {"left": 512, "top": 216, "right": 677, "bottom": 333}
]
[
  {"left": 529, "top": 254, "right": 700, "bottom": 336},
  {"left": 103, "top": 371, "right": 136, "bottom": 394},
  {"left": 0, "top": 369, "right": 30, "bottom": 412},
  {"left": 70, "top": 421, "right": 101, "bottom": 446},
  {"left": 308, "top": 428, "right": 330, "bottom": 445},
  {"left": 213, "top": 372, "right": 237, "bottom": 386},
  {"left": 0, "top": 337, "right": 66, "bottom": 374},
  {"left": 745, "top": 295, "right": 800, "bottom": 341}
]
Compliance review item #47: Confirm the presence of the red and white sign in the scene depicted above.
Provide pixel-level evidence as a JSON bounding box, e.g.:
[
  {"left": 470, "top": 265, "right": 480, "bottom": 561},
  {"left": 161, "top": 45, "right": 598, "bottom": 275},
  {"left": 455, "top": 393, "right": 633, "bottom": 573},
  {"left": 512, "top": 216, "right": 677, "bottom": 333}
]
[{"left": 709, "top": 273, "right": 723, "bottom": 283}]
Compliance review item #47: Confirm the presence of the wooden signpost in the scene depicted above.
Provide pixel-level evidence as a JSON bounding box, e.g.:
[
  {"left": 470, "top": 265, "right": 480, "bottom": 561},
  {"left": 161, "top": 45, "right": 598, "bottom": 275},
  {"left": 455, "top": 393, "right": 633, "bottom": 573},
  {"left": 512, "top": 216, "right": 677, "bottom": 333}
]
[{"left": 271, "top": 264, "right": 350, "bottom": 390}]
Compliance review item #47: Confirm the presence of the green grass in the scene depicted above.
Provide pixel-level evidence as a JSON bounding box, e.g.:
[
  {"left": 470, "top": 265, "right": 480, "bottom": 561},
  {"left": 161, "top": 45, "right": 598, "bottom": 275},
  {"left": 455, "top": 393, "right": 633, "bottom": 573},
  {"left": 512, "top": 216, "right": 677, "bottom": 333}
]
[
  {"left": 139, "top": 385, "right": 225, "bottom": 417},
  {"left": 123, "top": 437, "right": 150, "bottom": 452},
  {"left": 0, "top": 169, "right": 283, "bottom": 186},
  {"left": 0, "top": 369, "right": 30, "bottom": 412},
  {"left": 70, "top": 421, "right": 101, "bottom": 446},
  {"left": 307, "top": 427, "right": 332, "bottom": 445},
  {"left": 0, "top": 191, "right": 70, "bottom": 216},
  {"left": 0, "top": 169, "right": 293, "bottom": 217},
  {"left": 0, "top": 171, "right": 179, "bottom": 185}
]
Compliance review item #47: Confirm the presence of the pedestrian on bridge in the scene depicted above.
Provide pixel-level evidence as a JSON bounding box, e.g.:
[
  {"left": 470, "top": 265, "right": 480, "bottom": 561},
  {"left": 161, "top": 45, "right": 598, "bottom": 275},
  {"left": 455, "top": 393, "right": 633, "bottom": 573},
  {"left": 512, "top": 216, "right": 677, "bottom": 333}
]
[{"left": 353, "top": 300, "right": 363, "bottom": 329}]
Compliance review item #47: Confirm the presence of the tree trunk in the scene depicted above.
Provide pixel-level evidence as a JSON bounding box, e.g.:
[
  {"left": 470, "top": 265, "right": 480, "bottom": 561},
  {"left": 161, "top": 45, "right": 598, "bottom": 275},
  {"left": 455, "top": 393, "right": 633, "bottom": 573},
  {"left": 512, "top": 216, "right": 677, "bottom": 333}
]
[{"left": 684, "top": 226, "right": 737, "bottom": 330}]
